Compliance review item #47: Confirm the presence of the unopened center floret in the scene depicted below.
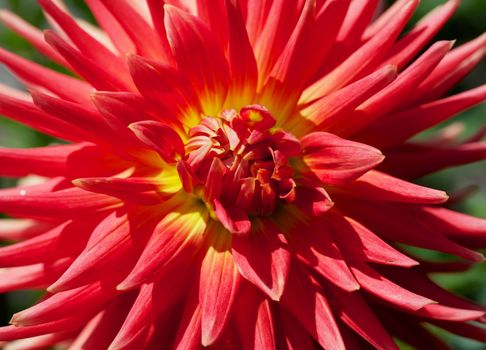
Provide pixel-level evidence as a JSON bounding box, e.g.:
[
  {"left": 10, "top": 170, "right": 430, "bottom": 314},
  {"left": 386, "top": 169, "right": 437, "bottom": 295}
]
[{"left": 177, "top": 105, "right": 302, "bottom": 234}]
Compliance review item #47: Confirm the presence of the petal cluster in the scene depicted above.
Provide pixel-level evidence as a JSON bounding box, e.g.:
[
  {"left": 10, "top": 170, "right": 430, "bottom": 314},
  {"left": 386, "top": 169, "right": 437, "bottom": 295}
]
[{"left": 0, "top": 0, "right": 485, "bottom": 349}]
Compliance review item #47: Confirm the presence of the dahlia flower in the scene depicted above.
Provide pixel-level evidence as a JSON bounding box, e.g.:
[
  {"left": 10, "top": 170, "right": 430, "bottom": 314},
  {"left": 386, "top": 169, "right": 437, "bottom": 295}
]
[{"left": 0, "top": 0, "right": 485, "bottom": 348}]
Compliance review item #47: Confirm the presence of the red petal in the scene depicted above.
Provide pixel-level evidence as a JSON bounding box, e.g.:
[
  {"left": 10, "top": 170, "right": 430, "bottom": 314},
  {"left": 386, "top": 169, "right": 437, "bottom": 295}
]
[
  {"left": 382, "top": 142, "right": 486, "bottom": 179},
  {"left": 118, "top": 203, "right": 207, "bottom": 290},
  {"left": 173, "top": 288, "right": 201, "bottom": 350},
  {"left": 44, "top": 30, "right": 133, "bottom": 91},
  {"left": 0, "top": 317, "right": 85, "bottom": 341},
  {"left": 294, "top": 185, "right": 334, "bottom": 216},
  {"left": 129, "top": 120, "right": 185, "bottom": 163},
  {"left": 69, "top": 293, "right": 136, "bottom": 350},
  {"left": 0, "top": 258, "right": 70, "bottom": 293},
  {"left": 0, "top": 47, "right": 92, "bottom": 105},
  {"left": 340, "top": 201, "right": 485, "bottom": 262},
  {"left": 0, "top": 187, "right": 119, "bottom": 220},
  {"left": 350, "top": 262, "right": 434, "bottom": 312},
  {"left": 325, "top": 283, "right": 399, "bottom": 350},
  {"left": 73, "top": 177, "right": 163, "bottom": 205},
  {"left": 165, "top": 5, "right": 229, "bottom": 115},
  {"left": 109, "top": 272, "right": 188, "bottom": 349},
  {"left": 233, "top": 286, "right": 277, "bottom": 350},
  {"left": 46, "top": 211, "right": 146, "bottom": 292},
  {"left": 0, "top": 221, "right": 87, "bottom": 267},
  {"left": 291, "top": 217, "right": 360, "bottom": 291},
  {"left": 11, "top": 282, "right": 117, "bottom": 326},
  {"left": 199, "top": 229, "right": 241, "bottom": 346},
  {"left": 301, "top": 132, "right": 384, "bottom": 185},
  {"left": 415, "top": 304, "right": 484, "bottom": 322},
  {"left": 382, "top": 0, "right": 459, "bottom": 70},
  {"left": 296, "top": 65, "right": 397, "bottom": 133},
  {"left": 335, "top": 170, "right": 449, "bottom": 204},
  {"left": 327, "top": 214, "right": 418, "bottom": 267},
  {"left": 225, "top": 0, "right": 258, "bottom": 107},
  {"left": 302, "top": 0, "right": 418, "bottom": 103},
  {"left": 0, "top": 10, "right": 67, "bottom": 64},
  {"left": 341, "top": 40, "right": 453, "bottom": 136},
  {"left": 0, "top": 219, "right": 54, "bottom": 241},
  {"left": 213, "top": 199, "right": 251, "bottom": 236},
  {"left": 204, "top": 158, "right": 228, "bottom": 203},
  {"left": 84, "top": 0, "right": 135, "bottom": 54},
  {"left": 356, "top": 85, "right": 486, "bottom": 149},
  {"left": 281, "top": 265, "right": 345, "bottom": 350},
  {"left": 38, "top": 0, "right": 129, "bottom": 81},
  {"left": 100, "top": 0, "right": 171, "bottom": 61},
  {"left": 279, "top": 308, "right": 315, "bottom": 350},
  {"left": 0, "top": 93, "right": 89, "bottom": 142},
  {"left": 232, "top": 221, "right": 291, "bottom": 300}
]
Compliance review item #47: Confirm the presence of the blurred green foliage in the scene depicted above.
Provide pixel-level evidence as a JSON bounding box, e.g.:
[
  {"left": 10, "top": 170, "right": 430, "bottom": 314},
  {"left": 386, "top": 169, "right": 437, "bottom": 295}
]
[{"left": 0, "top": 1, "right": 484, "bottom": 349}]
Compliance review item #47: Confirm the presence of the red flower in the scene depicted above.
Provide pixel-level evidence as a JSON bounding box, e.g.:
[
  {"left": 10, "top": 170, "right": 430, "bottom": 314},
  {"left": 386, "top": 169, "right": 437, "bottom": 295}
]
[{"left": 0, "top": 0, "right": 485, "bottom": 349}]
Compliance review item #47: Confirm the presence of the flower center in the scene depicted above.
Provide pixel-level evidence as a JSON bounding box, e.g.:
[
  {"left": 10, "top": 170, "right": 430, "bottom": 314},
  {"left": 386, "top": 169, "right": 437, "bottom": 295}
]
[{"left": 176, "top": 105, "right": 301, "bottom": 234}]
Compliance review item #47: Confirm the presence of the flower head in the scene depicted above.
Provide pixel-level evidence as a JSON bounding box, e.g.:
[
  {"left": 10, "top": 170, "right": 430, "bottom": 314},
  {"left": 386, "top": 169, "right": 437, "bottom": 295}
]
[{"left": 0, "top": 0, "right": 485, "bottom": 349}]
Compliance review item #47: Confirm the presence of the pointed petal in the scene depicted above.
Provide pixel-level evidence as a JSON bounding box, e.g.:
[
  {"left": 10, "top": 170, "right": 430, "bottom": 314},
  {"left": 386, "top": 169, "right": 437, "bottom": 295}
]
[
  {"left": 0, "top": 221, "right": 87, "bottom": 267},
  {"left": 100, "top": 0, "right": 170, "bottom": 61},
  {"left": 0, "top": 317, "right": 85, "bottom": 342},
  {"left": 165, "top": 5, "right": 229, "bottom": 115},
  {"left": 0, "top": 47, "right": 92, "bottom": 105},
  {"left": 341, "top": 40, "right": 454, "bottom": 136},
  {"left": 413, "top": 32, "right": 486, "bottom": 103},
  {"left": 0, "top": 187, "right": 119, "bottom": 219},
  {"left": 232, "top": 221, "right": 291, "bottom": 300},
  {"left": 109, "top": 271, "right": 189, "bottom": 349},
  {"left": 293, "top": 185, "right": 334, "bottom": 216},
  {"left": 340, "top": 201, "right": 485, "bottom": 262},
  {"left": 0, "top": 10, "right": 66, "bottom": 64},
  {"left": 327, "top": 213, "right": 418, "bottom": 267},
  {"left": 73, "top": 177, "right": 164, "bottom": 205},
  {"left": 383, "top": 142, "right": 486, "bottom": 179},
  {"left": 281, "top": 265, "right": 345, "bottom": 350},
  {"left": 224, "top": 0, "right": 258, "bottom": 106},
  {"left": 0, "top": 258, "right": 70, "bottom": 293},
  {"left": 301, "top": 132, "right": 384, "bottom": 185},
  {"left": 233, "top": 286, "right": 277, "bottom": 350},
  {"left": 336, "top": 170, "right": 449, "bottom": 204},
  {"left": 0, "top": 143, "right": 85, "bottom": 178},
  {"left": 325, "top": 284, "right": 399, "bottom": 350},
  {"left": 415, "top": 304, "right": 485, "bottom": 322},
  {"left": 383, "top": 0, "right": 459, "bottom": 69},
  {"left": 356, "top": 85, "right": 486, "bottom": 149},
  {"left": 30, "top": 90, "right": 108, "bottom": 144},
  {"left": 200, "top": 228, "right": 241, "bottom": 346},
  {"left": 296, "top": 65, "right": 397, "bottom": 133},
  {"left": 290, "top": 217, "right": 360, "bottom": 291},
  {"left": 11, "top": 282, "right": 117, "bottom": 326},
  {"left": 0, "top": 219, "right": 54, "bottom": 241},
  {"left": 45, "top": 30, "right": 133, "bottom": 91},
  {"left": 0, "top": 93, "right": 89, "bottom": 141},
  {"left": 173, "top": 288, "right": 201, "bottom": 350},
  {"left": 350, "top": 262, "right": 435, "bottom": 312},
  {"left": 38, "top": 0, "right": 129, "bottom": 81},
  {"left": 301, "top": 0, "right": 418, "bottom": 103},
  {"left": 118, "top": 204, "right": 207, "bottom": 290}
]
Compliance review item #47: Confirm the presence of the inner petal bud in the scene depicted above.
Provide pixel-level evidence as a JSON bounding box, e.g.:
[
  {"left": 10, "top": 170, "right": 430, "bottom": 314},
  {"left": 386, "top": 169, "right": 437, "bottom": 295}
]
[{"left": 178, "top": 105, "right": 301, "bottom": 234}]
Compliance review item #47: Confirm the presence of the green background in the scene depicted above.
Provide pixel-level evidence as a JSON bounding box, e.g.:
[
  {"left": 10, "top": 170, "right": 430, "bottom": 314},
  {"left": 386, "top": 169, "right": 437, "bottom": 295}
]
[{"left": 0, "top": 0, "right": 484, "bottom": 349}]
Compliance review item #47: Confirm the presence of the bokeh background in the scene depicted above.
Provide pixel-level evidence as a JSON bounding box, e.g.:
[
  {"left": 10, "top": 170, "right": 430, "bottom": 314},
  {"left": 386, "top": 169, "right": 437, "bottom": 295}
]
[{"left": 0, "top": 0, "right": 484, "bottom": 349}]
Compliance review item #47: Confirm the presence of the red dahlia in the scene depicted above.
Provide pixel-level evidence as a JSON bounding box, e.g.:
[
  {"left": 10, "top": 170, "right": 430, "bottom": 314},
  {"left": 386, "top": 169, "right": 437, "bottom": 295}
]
[{"left": 0, "top": 0, "right": 485, "bottom": 349}]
